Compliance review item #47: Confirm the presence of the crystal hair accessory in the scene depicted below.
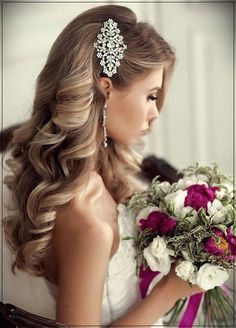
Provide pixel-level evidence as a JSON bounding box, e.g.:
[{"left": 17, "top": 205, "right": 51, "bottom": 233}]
[{"left": 94, "top": 18, "right": 127, "bottom": 77}]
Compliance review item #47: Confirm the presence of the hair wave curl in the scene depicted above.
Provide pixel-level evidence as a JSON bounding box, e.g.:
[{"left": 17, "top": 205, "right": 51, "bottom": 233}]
[{"left": 3, "top": 4, "right": 176, "bottom": 276}]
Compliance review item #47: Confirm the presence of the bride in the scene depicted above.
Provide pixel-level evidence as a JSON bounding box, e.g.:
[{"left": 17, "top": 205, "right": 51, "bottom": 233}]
[{"left": 2, "top": 4, "right": 204, "bottom": 327}]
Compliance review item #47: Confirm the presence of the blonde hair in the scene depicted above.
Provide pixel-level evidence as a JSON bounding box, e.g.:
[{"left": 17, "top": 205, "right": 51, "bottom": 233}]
[{"left": 3, "top": 4, "right": 176, "bottom": 277}]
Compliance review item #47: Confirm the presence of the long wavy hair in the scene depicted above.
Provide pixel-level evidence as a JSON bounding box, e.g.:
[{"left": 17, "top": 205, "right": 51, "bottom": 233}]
[{"left": 3, "top": 5, "right": 176, "bottom": 277}]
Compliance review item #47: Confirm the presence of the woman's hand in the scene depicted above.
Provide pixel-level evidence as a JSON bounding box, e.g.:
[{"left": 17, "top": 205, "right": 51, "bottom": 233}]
[{"left": 163, "top": 263, "right": 205, "bottom": 300}]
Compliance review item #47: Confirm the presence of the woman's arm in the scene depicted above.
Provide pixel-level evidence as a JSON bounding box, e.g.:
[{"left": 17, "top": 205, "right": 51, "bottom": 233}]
[
  {"left": 55, "top": 218, "right": 114, "bottom": 325},
  {"left": 109, "top": 275, "right": 175, "bottom": 327},
  {"left": 109, "top": 264, "right": 205, "bottom": 327}
]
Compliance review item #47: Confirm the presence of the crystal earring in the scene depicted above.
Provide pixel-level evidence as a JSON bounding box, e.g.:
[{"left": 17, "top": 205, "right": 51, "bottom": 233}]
[{"left": 102, "top": 104, "right": 108, "bottom": 148}]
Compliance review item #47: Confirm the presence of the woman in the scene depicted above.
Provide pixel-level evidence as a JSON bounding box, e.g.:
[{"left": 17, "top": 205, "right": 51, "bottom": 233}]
[{"left": 3, "top": 4, "right": 205, "bottom": 326}]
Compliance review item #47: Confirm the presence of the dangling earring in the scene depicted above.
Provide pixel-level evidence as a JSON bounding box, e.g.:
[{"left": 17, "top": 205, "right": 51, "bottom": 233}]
[{"left": 102, "top": 104, "right": 108, "bottom": 148}]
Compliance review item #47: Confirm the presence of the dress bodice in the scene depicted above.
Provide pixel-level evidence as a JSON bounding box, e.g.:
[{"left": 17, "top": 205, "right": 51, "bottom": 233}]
[
  {"left": 102, "top": 202, "right": 141, "bottom": 325},
  {"left": 46, "top": 203, "right": 165, "bottom": 327}
]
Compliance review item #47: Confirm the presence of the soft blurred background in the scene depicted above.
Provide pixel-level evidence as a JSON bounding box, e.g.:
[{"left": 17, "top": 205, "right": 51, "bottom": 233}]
[{"left": 1, "top": 0, "right": 235, "bottom": 322}]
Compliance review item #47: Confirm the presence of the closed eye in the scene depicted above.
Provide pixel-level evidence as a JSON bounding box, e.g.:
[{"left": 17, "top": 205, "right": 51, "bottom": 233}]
[{"left": 147, "top": 96, "right": 158, "bottom": 101}]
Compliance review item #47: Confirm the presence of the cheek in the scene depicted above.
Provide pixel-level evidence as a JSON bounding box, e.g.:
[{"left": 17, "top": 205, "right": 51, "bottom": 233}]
[
  {"left": 121, "top": 94, "right": 146, "bottom": 124},
  {"left": 107, "top": 96, "right": 146, "bottom": 142},
  {"left": 126, "top": 100, "right": 146, "bottom": 126}
]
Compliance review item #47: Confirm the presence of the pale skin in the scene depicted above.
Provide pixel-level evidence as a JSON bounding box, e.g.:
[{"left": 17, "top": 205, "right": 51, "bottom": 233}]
[
  {"left": 101, "top": 67, "right": 163, "bottom": 144},
  {"left": 43, "top": 68, "right": 205, "bottom": 326}
]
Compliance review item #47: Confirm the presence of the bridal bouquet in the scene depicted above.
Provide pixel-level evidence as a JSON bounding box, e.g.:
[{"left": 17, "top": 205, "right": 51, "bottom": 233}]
[{"left": 124, "top": 161, "right": 236, "bottom": 327}]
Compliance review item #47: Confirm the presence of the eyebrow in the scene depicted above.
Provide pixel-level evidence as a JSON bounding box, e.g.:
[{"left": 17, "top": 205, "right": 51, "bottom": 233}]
[{"left": 148, "top": 86, "right": 161, "bottom": 91}]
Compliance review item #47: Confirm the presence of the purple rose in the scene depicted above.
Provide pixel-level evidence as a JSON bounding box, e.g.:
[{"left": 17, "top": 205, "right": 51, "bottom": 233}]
[
  {"left": 204, "top": 227, "right": 236, "bottom": 260},
  {"left": 139, "top": 211, "right": 176, "bottom": 235},
  {"left": 226, "top": 228, "right": 236, "bottom": 256},
  {"left": 159, "top": 216, "right": 177, "bottom": 234},
  {"left": 184, "top": 184, "right": 220, "bottom": 211},
  {"left": 204, "top": 228, "right": 226, "bottom": 256}
]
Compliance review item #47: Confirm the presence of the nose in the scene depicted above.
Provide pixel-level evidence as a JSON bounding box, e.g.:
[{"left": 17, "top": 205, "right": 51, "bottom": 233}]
[{"left": 147, "top": 105, "right": 159, "bottom": 125}]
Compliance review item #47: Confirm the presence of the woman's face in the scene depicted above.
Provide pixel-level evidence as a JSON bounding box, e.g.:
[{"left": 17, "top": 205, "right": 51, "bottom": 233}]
[{"left": 99, "top": 67, "right": 163, "bottom": 145}]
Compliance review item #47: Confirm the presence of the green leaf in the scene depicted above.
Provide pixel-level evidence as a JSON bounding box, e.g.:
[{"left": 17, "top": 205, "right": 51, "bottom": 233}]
[{"left": 121, "top": 236, "right": 133, "bottom": 241}]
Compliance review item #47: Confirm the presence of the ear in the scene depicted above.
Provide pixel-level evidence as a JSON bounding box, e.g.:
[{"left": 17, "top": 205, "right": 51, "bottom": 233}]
[{"left": 99, "top": 77, "right": 114, "bottom": 99}]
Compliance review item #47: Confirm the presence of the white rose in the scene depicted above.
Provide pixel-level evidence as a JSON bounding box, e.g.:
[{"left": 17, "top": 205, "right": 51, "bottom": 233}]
[
  {"left": 207, "top": 199, "right": 223, "bottom": 214},
  {"left": 135, "top": 206, "right": 160, "bottom": 227},
  {"left": 158, "top": 181, "right": 171, "bottom": 194},
  {"left": 176, "top": 176, "right": 208, "bottom": 190},
  {"left": 207, "top": 200, "right": 232, "bottom": 224},
  {"left": 175, "top": 260, "right": 195, "bottom": 281},
  {"left": 180, "top": 206, "right": 198, "bottom": 225},
  {"left": 143, "top": 236, "right": 171, "bottom": 275},
  {"left": 196, "top": 264, "right": 229, "bottom": 290},
  {"left": 215, "top": 189, "right": 227, "bottom": 200},
  {"left": 164, "top": 190, "right": 188, "bottom": 216},
  {"left": 215, "top": 183, "right": 234, "bottom": 200},
  {"left": 189, "top": 272, "right": 197, "bottom": 285},
  {"left": 222, "top": 183, "right": 233, "bottom": 194},
  {"left": 181, "top": 250, "right": 191, "bottom": 261}
]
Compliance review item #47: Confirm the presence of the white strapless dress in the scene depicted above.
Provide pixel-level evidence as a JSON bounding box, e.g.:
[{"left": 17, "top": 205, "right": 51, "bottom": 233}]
[{"left": 3, "top": 203, "right": 165, "bottom": 327}]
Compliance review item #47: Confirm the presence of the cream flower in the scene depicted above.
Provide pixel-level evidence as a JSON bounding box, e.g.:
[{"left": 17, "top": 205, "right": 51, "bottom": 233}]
[
  {"left": 164, "top": 190, "right": 188, "bottom": 216},
  {"left": 157, "top": 181, "right": 171, "bottom": 194},
  {"left": 143, "top": 236, "right": 171, "bottom": 275},
  {"left": 180, "top": 206, "right": 198, "bottom": 225},
  {"left": 175, "top": 260, "right": 195, "bottom": 281},
  {"left": 215, "top": 183, "right": 233, "bottom": 200},
  {"left": 207, "top": 200, "right": 232, "bottom": 224},
  {"left": 196, "top": 263, "right": 229, "bottom": 290}
]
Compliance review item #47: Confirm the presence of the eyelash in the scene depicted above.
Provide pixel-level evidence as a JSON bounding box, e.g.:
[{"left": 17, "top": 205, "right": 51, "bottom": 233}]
[{"left": 148, "top": 96, "right": 158, "bottom": 101}]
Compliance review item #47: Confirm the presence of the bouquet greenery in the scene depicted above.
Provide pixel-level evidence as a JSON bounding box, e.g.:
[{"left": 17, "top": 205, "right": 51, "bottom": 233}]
[{"left": 124, "top": 161, "right": 236, "bottom": 327}]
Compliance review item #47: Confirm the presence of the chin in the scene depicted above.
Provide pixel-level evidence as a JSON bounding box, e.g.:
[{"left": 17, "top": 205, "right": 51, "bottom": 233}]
[
  {"left": 108, "top": 132, "right": 136, "bottom": 146},
  {"left": 109, "top": 134, "right": 128, "bottom": 145}
]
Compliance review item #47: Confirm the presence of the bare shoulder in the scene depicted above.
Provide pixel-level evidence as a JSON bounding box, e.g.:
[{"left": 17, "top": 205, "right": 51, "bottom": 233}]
[
  {"left": 44, "top": 174, "right": 119, "bottom": 284},
  {"left": 54, "top": 173, "right": 116, "bottom": 245},
  {"left": 52, "top": 171, "right": 119, "bottom": 262},
  {"left": 55, "top": 171, "right": 117, "bottom": 232}
]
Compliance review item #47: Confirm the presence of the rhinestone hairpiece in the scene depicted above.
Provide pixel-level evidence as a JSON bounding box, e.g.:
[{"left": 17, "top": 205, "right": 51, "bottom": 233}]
[{"left": 94, "top": 18, "right": 127, "bottom": 77}]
